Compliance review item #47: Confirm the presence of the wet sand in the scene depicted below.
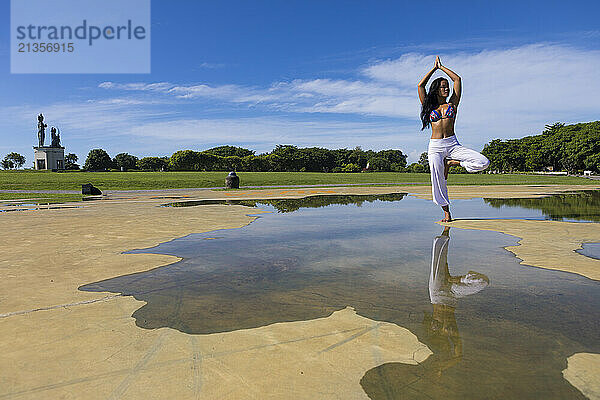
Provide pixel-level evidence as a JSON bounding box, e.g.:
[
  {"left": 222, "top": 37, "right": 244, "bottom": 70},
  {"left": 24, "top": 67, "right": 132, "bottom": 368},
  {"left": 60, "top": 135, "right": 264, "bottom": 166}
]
[{"left": 563, "top": 353, "right": 600, "bottom": 400}]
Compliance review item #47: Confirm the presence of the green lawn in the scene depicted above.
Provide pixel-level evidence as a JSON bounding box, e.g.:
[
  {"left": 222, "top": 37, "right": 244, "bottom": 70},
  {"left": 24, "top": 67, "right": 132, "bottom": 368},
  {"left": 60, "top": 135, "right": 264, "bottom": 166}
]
[
  {"left": 0, "top": 192, "right": 85, "bottom": 204},
  {"left": 0, "top": 170, "right": 595, "bottom": 191}
]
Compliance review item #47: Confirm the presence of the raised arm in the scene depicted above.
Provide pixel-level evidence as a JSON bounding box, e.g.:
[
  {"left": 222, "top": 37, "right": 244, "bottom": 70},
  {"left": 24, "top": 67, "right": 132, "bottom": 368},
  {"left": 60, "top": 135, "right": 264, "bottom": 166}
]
[
  {"left": 438, "top": 60, "right": 462, "bottom": 106},
  {"left": 418, "top": 59, "right": 438, "bottom": 104}
]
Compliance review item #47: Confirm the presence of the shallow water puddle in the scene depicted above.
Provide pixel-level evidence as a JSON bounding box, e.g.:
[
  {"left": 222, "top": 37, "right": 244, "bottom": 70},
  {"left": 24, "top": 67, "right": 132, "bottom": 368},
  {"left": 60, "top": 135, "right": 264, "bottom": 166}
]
[
  {"left": 81, "top": 193, "right": 599, "bottom": 399},
  {"left": 577, "top": 243, "right": 600, "bottom": 260}
]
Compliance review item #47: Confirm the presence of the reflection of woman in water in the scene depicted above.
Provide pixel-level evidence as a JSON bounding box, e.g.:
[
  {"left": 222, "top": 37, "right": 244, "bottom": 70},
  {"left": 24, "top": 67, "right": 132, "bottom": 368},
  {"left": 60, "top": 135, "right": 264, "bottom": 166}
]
[
  {"left": 418, "top": 56, "right": 490, "bottom": 222},
  {"left": 424, "top": 226, "right": 489, "bottom": 375},
  {"left": 359, "top": 228, "right": 490, "bottom": 396}
]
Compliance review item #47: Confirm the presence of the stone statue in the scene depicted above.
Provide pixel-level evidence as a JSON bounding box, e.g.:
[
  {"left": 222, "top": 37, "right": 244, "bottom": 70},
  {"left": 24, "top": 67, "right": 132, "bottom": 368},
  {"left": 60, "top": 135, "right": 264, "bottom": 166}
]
[
  {"left": 37, "top": 113, "right": 47, "bottom": 147},
  {"left": 50, "top": 127, "right": 61, "bottom": 147}
]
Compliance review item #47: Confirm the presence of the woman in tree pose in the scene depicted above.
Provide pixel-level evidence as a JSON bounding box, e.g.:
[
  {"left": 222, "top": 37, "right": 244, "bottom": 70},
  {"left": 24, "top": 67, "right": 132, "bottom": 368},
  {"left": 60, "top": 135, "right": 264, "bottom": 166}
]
[{"left": 418, "top": 56, "right": 490, "bottom": 222}]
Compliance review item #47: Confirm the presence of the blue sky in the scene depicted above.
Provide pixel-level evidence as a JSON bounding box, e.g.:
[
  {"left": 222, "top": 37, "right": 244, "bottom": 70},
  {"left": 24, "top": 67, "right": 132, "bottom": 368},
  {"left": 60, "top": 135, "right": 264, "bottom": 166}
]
[{"left": 1, "top": 0, "right": 599, "bottom": 166}]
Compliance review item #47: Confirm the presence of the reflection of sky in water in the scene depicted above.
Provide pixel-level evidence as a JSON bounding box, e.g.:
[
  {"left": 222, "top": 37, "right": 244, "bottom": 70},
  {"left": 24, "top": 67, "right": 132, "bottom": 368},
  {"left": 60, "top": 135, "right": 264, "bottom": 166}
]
[
  {"left": 577, "top": 243, "right": 600, "bottom": 260},
  {"left": 81, "top": 194, "right": 600, "bottom": 399}
]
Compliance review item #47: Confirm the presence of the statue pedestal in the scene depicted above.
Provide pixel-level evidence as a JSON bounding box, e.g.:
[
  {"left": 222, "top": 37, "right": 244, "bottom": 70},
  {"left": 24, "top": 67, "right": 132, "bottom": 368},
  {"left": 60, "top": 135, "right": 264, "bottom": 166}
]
[{"left": 34, "top": 147, "right": 65, "bottom": 170}]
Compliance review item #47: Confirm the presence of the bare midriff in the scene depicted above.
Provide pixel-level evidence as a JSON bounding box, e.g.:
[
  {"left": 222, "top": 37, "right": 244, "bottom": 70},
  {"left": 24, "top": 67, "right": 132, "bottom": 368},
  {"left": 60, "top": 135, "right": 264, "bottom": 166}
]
[{"left": 430, "top": 105, "right": 456, "bottom": 139}]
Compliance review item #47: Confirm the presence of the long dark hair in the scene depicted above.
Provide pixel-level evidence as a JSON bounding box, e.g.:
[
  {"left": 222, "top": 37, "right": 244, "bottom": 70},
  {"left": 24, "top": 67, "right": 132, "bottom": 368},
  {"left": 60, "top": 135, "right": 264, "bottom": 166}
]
[{"left": 420, "top": 77, "right": 448, "bottom": 130}]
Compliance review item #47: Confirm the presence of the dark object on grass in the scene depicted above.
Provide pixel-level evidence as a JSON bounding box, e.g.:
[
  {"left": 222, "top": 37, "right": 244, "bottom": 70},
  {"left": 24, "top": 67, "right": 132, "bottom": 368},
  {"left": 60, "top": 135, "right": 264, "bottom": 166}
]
[
  {"left": 225, "top": 171, "right": 239, "bottom": 189},
  {"left": 82, "top": 183, "right": 102, "bottom": 195}
]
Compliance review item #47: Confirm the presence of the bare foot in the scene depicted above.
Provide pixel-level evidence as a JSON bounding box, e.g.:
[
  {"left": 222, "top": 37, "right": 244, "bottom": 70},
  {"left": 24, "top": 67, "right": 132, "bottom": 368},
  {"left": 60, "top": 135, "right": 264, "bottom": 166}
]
[
  {"left": 440, "top": 206, "right": 453, "bottom": 222},
  {"left": 440, "top": 210, "right": 453, "bottom": 222}
]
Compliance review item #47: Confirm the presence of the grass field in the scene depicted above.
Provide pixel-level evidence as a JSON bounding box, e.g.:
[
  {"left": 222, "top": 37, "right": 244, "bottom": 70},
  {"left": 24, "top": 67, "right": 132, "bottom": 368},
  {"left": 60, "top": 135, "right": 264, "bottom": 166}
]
[{"left": 0, "top": 170, "right": 595, "bottom": 191}]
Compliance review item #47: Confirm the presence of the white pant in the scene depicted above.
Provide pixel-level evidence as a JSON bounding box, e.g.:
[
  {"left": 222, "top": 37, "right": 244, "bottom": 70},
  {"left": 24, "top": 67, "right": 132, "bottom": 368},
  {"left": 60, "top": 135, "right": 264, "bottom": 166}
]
[
  {"left": 428, "top": 135, "right": 489, "bottom": 206},
  {"left": 430, "top": 235, "right": 489, "bottom": 307}
]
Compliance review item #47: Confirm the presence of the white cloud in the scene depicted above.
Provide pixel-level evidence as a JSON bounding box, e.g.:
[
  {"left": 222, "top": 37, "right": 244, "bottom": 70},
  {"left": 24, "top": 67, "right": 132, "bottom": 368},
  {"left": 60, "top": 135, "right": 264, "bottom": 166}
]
[
  {"left": 167, "top": 84, "right": 274, "bottom": 103},
  {"left": 198, "top": 62, "right": 226, "bottom": 69},
  {"left": 363, "top": 44, "right": 600, "bottom": 142},
  {"left": 86, "top": 98, "right": 162, "bottom": 106},
  {"left": 0, "top": 100, "right": 423, "bottom": 164},
  {"left": 97, "top": 43, "right": 600, "bottom": 141},
  {"left": 118, "top": 116, "right": 428, "bottom": 160},
  {"left": 0, "top": 100, "right": 181, "bottom": 164},
  {"left": 287, "top": 43, "right": 600, "bottom": 144},
  {"left": 281, "top": 79, "right": 415, "bottom": 118},
  {"left": 7, "top": 42, "right": 598, "bottom": 166},
  {"left": 127, "top": 117, "right": 402, "bottom": 143},
  {"left": 408, "top": 149, "right": 422, "bottom": 163},
  {"left": 98, "top": 82, "right": 174, "bottom": 92},
  {"left": 99, "top": 78, "right": 415, "bottom": 117}
]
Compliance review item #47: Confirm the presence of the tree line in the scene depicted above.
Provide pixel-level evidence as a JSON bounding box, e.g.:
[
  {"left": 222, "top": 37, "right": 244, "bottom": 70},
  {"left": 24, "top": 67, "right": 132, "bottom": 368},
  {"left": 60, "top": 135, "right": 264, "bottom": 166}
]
[
  {"left": 81, "top": 145, "right": 412, "bottom": 172},
  {"left": 0, "top": 145, "right": 429, "bottom": 173},
  {"left": 0, "top": 152, "right": 79, "bottom": 170},
  {"left": 481, "top": 121, "right": 600, "bottom": 173},
  {"left": 1, "top": 153, "right": 26, "bottom": 169},
  {"left": 2, "top": 120, "right": 597, "bottom": 172}
]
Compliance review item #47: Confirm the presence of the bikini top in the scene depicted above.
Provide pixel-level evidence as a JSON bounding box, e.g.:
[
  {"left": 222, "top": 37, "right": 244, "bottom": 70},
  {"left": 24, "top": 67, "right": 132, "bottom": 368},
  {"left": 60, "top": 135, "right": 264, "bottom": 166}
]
[{"left": 430, "top": 103, "right": 456, "bottom": 122}]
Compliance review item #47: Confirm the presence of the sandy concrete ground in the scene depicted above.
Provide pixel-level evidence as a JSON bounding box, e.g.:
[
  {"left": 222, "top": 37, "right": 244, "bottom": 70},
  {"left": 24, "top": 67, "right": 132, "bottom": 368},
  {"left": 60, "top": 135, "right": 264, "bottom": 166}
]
[
  {"left": 1, "top": 302, "right": 430, "bottom": 399},
  {"left": 563, "top": 353, "right": 600, "bottom": 400},
  {"left": 1, "top": 184, "right": 599, "bottom": 399}
]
